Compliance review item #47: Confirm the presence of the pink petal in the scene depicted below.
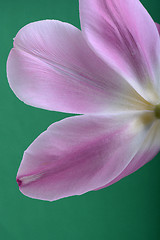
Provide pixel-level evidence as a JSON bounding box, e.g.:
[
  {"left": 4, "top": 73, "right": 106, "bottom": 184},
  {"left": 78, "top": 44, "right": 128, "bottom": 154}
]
[
  {"left": 80, "top": 0, "right": 160, "bottom": 103},
  {"left": 96, "top": 119, "right": 160, "bottom": 190},
  {"left": 156, "top": 22, "right": 160, "bottom": 35},
  {"left": 7, "top": 20, "right": 151, "bottom": 114},
  {"left": 17, "top": 112, "right": 154, "bottom": 201}
]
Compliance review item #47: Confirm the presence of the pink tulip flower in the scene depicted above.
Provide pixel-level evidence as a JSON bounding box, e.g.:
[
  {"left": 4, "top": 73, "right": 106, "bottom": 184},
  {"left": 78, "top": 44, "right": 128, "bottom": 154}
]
[{"left": 7, "top": 0, "right": 160, "bottom": 201}]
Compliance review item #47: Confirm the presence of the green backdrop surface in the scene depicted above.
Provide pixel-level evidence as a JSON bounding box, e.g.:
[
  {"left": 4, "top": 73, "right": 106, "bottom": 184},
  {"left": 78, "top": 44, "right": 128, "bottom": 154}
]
[{"left": 0, "top": 0, "right": 160, "bottom": 239}]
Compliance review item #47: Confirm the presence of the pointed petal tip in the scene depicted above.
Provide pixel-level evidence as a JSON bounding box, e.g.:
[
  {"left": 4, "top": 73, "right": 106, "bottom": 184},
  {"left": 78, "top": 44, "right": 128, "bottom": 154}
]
[{"left": 17, "top": 178, "right": 22, "bottom": 187}]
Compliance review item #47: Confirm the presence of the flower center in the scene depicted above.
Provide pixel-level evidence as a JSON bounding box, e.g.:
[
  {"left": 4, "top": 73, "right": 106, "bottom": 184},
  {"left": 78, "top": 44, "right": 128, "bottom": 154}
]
[{"left": 154, "top": 104, "right": 160, "bottom": 119}]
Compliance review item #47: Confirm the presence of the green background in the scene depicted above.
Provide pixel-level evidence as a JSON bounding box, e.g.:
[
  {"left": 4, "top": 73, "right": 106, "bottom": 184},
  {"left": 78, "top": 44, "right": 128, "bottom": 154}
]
[{"left": 0, "top": 0, "right": 160, "bottom": 239}]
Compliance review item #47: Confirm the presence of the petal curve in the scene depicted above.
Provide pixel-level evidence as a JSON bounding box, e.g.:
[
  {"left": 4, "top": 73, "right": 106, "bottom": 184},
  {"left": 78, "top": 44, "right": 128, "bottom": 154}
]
[
  {"left": 17, "top": 112, "right": 154, "bottom": 201},
  {"left": 80, "top": 0, "right": 160, "bottom": 102},
  {"left": 7, "top": 20, "right": 151, "bottom": 114}
]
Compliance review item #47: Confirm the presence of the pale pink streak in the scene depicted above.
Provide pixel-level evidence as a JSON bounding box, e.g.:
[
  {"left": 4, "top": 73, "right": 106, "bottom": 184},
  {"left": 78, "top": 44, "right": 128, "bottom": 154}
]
[
  {"left": 7, "top": 20, "right": 150, "bottom": 114},
  {"left": 80, "top": 0, "right": 160, "bottom": 102}
]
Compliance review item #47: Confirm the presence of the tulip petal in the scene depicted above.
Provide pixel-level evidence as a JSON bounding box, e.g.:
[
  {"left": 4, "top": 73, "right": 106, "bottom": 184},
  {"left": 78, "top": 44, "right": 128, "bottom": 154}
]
[
  {"left": 7, "top": 20, "right": 151, "bottom": 114},
  {"left": 96, "top": 120, "right": 160, "bottom": 190},
  {"left": 17, "top": 112, "right": 154, "bottom": 201},
  {"left": 80, "top": 0, "right": 160, "bottom": 102}
]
